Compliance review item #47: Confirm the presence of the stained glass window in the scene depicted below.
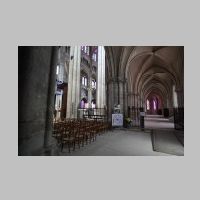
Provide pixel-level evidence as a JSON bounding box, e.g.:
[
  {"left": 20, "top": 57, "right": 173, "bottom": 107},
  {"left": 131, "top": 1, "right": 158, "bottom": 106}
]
[
  {"left": 92, "top": 53, "right": 96, "bottom": 61},
  {"left": 82, "top": 76, "right": 87, "bottom": 86},
  {"left": 56, "top": 65, "right": 59, "bottom": 75},
  {"left": 82, "top": 77, "right": 84, "bottom": 85},
  {"left": 147, "top": 99, "right": 150, "bottom": 110},
  {"left": 153, "top": 100, "right": 156, "bottom": 110}
]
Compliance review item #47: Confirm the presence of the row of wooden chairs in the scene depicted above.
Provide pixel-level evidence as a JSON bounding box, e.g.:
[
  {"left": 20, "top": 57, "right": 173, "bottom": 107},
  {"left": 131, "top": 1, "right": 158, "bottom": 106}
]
[{"left": 52, "top": 119, "right": 110, "bottom": 153}]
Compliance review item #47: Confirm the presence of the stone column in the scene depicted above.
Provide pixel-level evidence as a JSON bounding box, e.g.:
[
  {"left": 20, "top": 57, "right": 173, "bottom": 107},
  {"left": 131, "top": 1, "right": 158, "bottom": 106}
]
[
  {"left": 140, "top": 96, "right": 143, "bottom": 108},
  {"left": 118, "top": 79, "right": 124, "bottom": 114},
  {"left": 163, "top": 97, "right": 167, "bottom": 108},
  {"left": 176, "top": 89, "right": 184, "bottom": 108},
  {"left": 88, "top": 77, "right": 92, "bottom": 107},
  {"left": 19, "top": 47, "right": 57, "bottom": 155},
  {"left": 143, "top": 99, "right": 146, "bottom": 111},
  {"left": 107, "top": 79, "right": 118, "bottom": 122},
  {"left": 123, "top": 79, "right": 128, "bottom": 117},
  {"left": 129, "top": 93, "right": 133, "bottom": 120},
  {"left": 107, "top": 80, "right": 113, "bottom": 122},
  {"left": 138, "top": 96, "right": 141, "bottom": 108},
  {"left": 57, "top": 47, "right": 65, "bottom": 82},
  {"left": 135, "top": 94, "right": 139, "bottom": 125},
  {"left": 97, "top": 46, "right": 106, "bottom": 108},
  {"left": 102, "top": 49, "right": 106, "bottom": 108},
  {"left": 66, "top": 46, "right": 81, "bottom": 118},
  {"left": 129, "top": 93, "right": 135, "bottom": 124},
  {"left": 131, "top": 93, "right": 135, "bottom": 119},
  {"left": 44, "top": 47, "right": 59, "bottom": 150},
  {"left": 127, "top": 92, "right": 132, "bottom": 108},
  {"left": 88, "top": 47, "right": 93, "bottom": 108},
  {"left": 173, "top": 86, "right": 178, "bottom": 108},
  {"left": 168, "top": 94, "right": 174, "bottom": 116},
  {"left": 166, "top": 98, "right": 170, "bottom": 108}
]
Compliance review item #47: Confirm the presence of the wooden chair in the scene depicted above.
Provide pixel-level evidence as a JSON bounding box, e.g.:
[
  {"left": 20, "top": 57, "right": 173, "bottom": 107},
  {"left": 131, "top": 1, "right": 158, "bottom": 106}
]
[
  {"left": 82, "top": 122, "right": 90, "bottom": 144},
  {"left": 52, "top": 122, "right": 63, "bottom": 145},
  {"left": 75, "top": 126, "right": 85, "bottom": 148},
  {"left": 61, "top": 123, "right": 75, "bottom": 153}
]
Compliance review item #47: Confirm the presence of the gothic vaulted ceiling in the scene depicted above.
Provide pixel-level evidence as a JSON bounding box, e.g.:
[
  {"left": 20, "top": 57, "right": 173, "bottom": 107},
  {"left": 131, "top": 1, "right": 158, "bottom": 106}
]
[{"left": 105, "top": 46, "right": 184, "bottom": 102}]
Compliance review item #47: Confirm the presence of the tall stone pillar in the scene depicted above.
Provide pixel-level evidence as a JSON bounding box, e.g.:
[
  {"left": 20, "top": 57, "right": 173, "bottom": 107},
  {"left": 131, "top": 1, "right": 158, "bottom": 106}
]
[
  {"left": 66, "top": 46, "right": 81, "bottom": 118},
  {"left": 88, "top": 47, "right": 93, "bottom": 108},
  {"left": 127, "top": 92, "right": 132, "bottom": 108},
  {"left": 168, "top": 94, "right": 174, "bottom": 116},
  {"left": 132, "top": 93, "right": 135, "bottom": 108},
  {"left": 143, "top": 99, "right": 146, "bottom": 111},
  {"left": 166, "top": 98, "right": 170, "bottom": 108},
  {"left": 44, "top": 47, "right": 59, "bottom": 150},
  {"left": 128, "top": 93, "right": 135, "bottom": 123},
  {"left": 123, "top": 79, "right": 128, "bottom": 117},
  {"left": 118, "top": 79, "right": 124, "bottom": 114},
  {"left": 173, "top": 86, "right": 178, "bottom": 108},
  {"left": 135, "top": 94, "right": 139, "bottom": 125},
  {"left": 19, "top": 47, "right": 58, "bottom": 155},
  {"left": 57, "top": 47, "right": 65, "bottom": 82},
  {"left": 140, "top": 96, "right": 143, "bottom": 108},
  {"left": 88, "top": 76, "right": 92, "bottom": 107},
  {"left": 97, "top": 46, "right": 106, "bottom": 108},
  {"left": 163, "top": 97, "right": 167, "bottom": 108},
  {"left": 176, "top": 89, "right": 184, "bottom": 108},
  {"left": 107, "top": 80, "right": 113, "bottom": 122},
  {"left": 107, "top": 79, "right": 118, "bottom": 122}
]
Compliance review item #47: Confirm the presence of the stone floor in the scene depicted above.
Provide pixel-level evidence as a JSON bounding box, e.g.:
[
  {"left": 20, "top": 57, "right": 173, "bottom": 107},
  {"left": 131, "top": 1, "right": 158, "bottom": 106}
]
[
  {"left": 59, "top": 115, "right": 183, "bottom": 156},
  {"left": 144, "top": 114, "right": 174, "bottom": 129},
  {"left": 59, "top": 129, "right": 170, "bottom": 156}
]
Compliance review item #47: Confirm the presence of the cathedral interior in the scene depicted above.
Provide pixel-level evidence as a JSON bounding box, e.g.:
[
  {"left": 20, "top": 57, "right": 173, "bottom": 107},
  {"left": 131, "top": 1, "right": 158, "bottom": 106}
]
[{"left": 18, "top": 46, "right": 184, "bottom": 156}]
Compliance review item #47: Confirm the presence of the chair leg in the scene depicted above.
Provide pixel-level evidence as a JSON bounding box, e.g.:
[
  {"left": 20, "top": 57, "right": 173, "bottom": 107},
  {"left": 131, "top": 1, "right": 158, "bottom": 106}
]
[
  {"left": 82, "top": 139, "right": 84, "bottom": 147},
  {"left": 94, "top": 133, "right": 96, "bottom": 141},
  {"left": 73, "top": 142, "right": 75, "bottom": 151},
  {"left": 78, "top": 140, "right": 80, "bottom": 149},
  {"left": 86, "top": 136, "right": 88, "bottom": 145},
  {"left": 61, "top": 143, "right": 64, "bottom": 152},
  {"left": 68, "top": 143, "right": 71, "bottom": 153},
  {"left": 89, "top": 134, "right": 92, "bottom": 143}
]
